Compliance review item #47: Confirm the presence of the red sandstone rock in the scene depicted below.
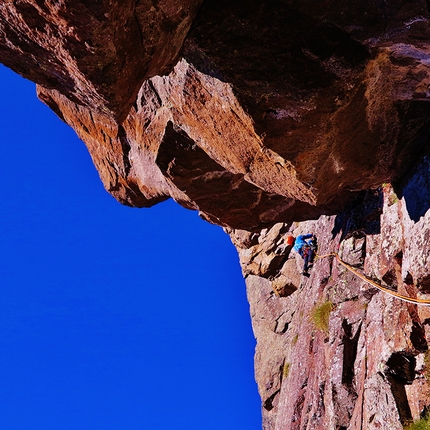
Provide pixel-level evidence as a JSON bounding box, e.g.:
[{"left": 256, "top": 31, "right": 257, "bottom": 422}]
[
  {"left": 0, "top": 0, "right": 202, "bottom": 121},
  {"left": 234, "top": 172, "right": 430, "bottom": 428},
  {"left": 4, "top": 1, "right": 430, "bottom": 227},
  {"left": 2, "top": 1, "right": 430, "bottom": 428}
]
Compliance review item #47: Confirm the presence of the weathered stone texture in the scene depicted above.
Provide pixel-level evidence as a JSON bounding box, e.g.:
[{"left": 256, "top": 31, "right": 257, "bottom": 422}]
[
  {"left": 4, "top": 1, "right": 430, "bottom": 227},
  {"left": 0, "top": 0, "right": 203, "bottom": 121},
  {"left": 233, "top": 163, "right": 430, "bottom": 429},
  {"left": 2, "top": 1, "right": 430, "bottom": 428}
]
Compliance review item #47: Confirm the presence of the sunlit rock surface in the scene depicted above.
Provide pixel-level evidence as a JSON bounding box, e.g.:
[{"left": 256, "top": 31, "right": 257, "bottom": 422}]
[
  {"left": 231, "top": 161, "right": 430, "bottom": 428},
  {"left": 2, "top": 0, "right": 430, "bottom": 428}
]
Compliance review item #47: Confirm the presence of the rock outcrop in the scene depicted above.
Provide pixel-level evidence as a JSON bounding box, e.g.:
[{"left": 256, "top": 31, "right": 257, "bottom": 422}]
[
  {"left": 2, "top": 1, "right": 430, "bottom": 428},
  {"left": 231, "top": 162, "right": 430, "bottom": 428},
  {"left": 4, "top": 0, "right": 430, "bottom": 228}
]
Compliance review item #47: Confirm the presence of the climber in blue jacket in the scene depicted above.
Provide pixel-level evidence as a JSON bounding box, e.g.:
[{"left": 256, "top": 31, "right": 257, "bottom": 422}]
[{"left": 293, "top": 234, "right": 317, "bottom": 276}]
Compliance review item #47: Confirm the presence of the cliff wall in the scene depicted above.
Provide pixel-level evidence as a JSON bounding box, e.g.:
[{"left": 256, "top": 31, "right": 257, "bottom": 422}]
[
  {"left": 231, "top": 170, "right": 430, "bottom": 428},
  {"left": 1, "top": 1, "right": 430, "bottom": 428}
]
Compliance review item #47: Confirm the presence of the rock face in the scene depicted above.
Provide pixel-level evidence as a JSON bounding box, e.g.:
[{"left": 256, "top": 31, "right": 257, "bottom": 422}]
[
  {"left": 231, "top": 166, "right": 430, "bottom": 428},
  {"left": 0, "top": 0, "right": 203, "bottom": 121},
  {"left": 4, "top": 0, "right": 430, "bottom": 228},
  {"left": 2, "top": 1, "right": 430, "bottom": 428}
]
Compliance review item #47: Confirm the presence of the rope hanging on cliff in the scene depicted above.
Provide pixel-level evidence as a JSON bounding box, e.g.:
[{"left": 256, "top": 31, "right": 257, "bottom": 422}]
[{"left": 316, "top": 252, "right": 430, "bottom": 306}]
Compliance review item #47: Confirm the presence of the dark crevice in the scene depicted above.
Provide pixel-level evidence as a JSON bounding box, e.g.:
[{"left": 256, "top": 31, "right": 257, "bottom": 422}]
[
  {"left": 386, "top": 375, "right": 413, "bottom": 425},
  {"left": 263, "top": 389, "right": 280, "bottom": 411},
  {"left": 332, "top": 188, "right": 383, "bottom": 241},
  {"left": 279, "top": 359, "right": 287, "bottom": 383},
  {"left": 117, "top": 124, "right": 132, "bottom": 176},
  {"left": 404, "top": 272, "right": 414, "bottom": 286},
  {"left": 358, "top": 235, "right": 366, "bottom": 266},
  {"left": 382, "top": 268, "right": 398, "bottom": 291},
  {"left": 385, "top": 352, "right": 416, "bottom": 425},
  {"left": 309, "top": 336, "right": 314, "bottom": 354},
  {"left": 362, "top": 286, "right": 379, "bottom": 301},
  {"left": 264, "top": 253, "right": 290, "bottom": 278},
  {"left": 132, "top": 93, "right": 141, "bottom": 112},
  {"left": 88, "top": 110, "right": 95, "bottom": 126},
  {"left": 320, "top": 276, "right": 330, "bottom": 288},
  {"left": 418, "top": 274, "right": 430, "bottom": 294},
  {"left": 147, "top": 79, "right": 163, "bottom": 107},
  {"left": 291, "top": 392, "right": 306, "bottom": 429},
  {"left": 274, "top": 315, "right": 289, "bottom": 334},
  {"left": 342, "top": 320, "right": 362, "bottom": 388},
  {"left": 410, "top": 322, "right": 428, "bottom": 353},
  {"left": 394, "top": 250, "right": 403, "bottom": 265},
  {"left": 114, "top": 125, "right": 166, "bottom": 207},
  {"left": 421, "top": 405, "right": 430, "bottom": 419},
  {"left": 278, "top": 322, "right": 289, "bottom": 334},
  {"left": 81, "top": 122, "right": 90, "bottom": 134},
  {"left": 386, "top": 352, "right": 416, "bottom": 384},
  {"left": 318, "top": 382, "right": 326, "bottom": 415}
]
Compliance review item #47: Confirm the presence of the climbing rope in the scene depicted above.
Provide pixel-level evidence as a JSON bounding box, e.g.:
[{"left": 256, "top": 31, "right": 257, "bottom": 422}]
[{"left": 316, "top": 252, "right": 430, "bottom": 306}]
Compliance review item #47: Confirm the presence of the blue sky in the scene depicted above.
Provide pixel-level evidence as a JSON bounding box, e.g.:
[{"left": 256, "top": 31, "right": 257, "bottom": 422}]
[{"left": 0, "top": 65, "right": 261, "bottom": 429}]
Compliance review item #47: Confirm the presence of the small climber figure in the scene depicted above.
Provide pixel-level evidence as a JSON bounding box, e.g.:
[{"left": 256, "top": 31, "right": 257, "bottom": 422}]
[{"left": 293, "top": 234, "right": 317, "bottom": 276}]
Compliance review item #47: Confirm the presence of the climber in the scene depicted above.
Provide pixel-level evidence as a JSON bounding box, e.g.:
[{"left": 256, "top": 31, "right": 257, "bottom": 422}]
[{"left": 293, "top": 233, "right": 317, "bottom": 276}]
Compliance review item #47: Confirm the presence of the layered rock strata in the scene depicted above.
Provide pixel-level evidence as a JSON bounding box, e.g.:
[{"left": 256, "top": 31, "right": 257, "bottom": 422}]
[{"left": 2, "top": 1, "right": 430, "bottom": 428}]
